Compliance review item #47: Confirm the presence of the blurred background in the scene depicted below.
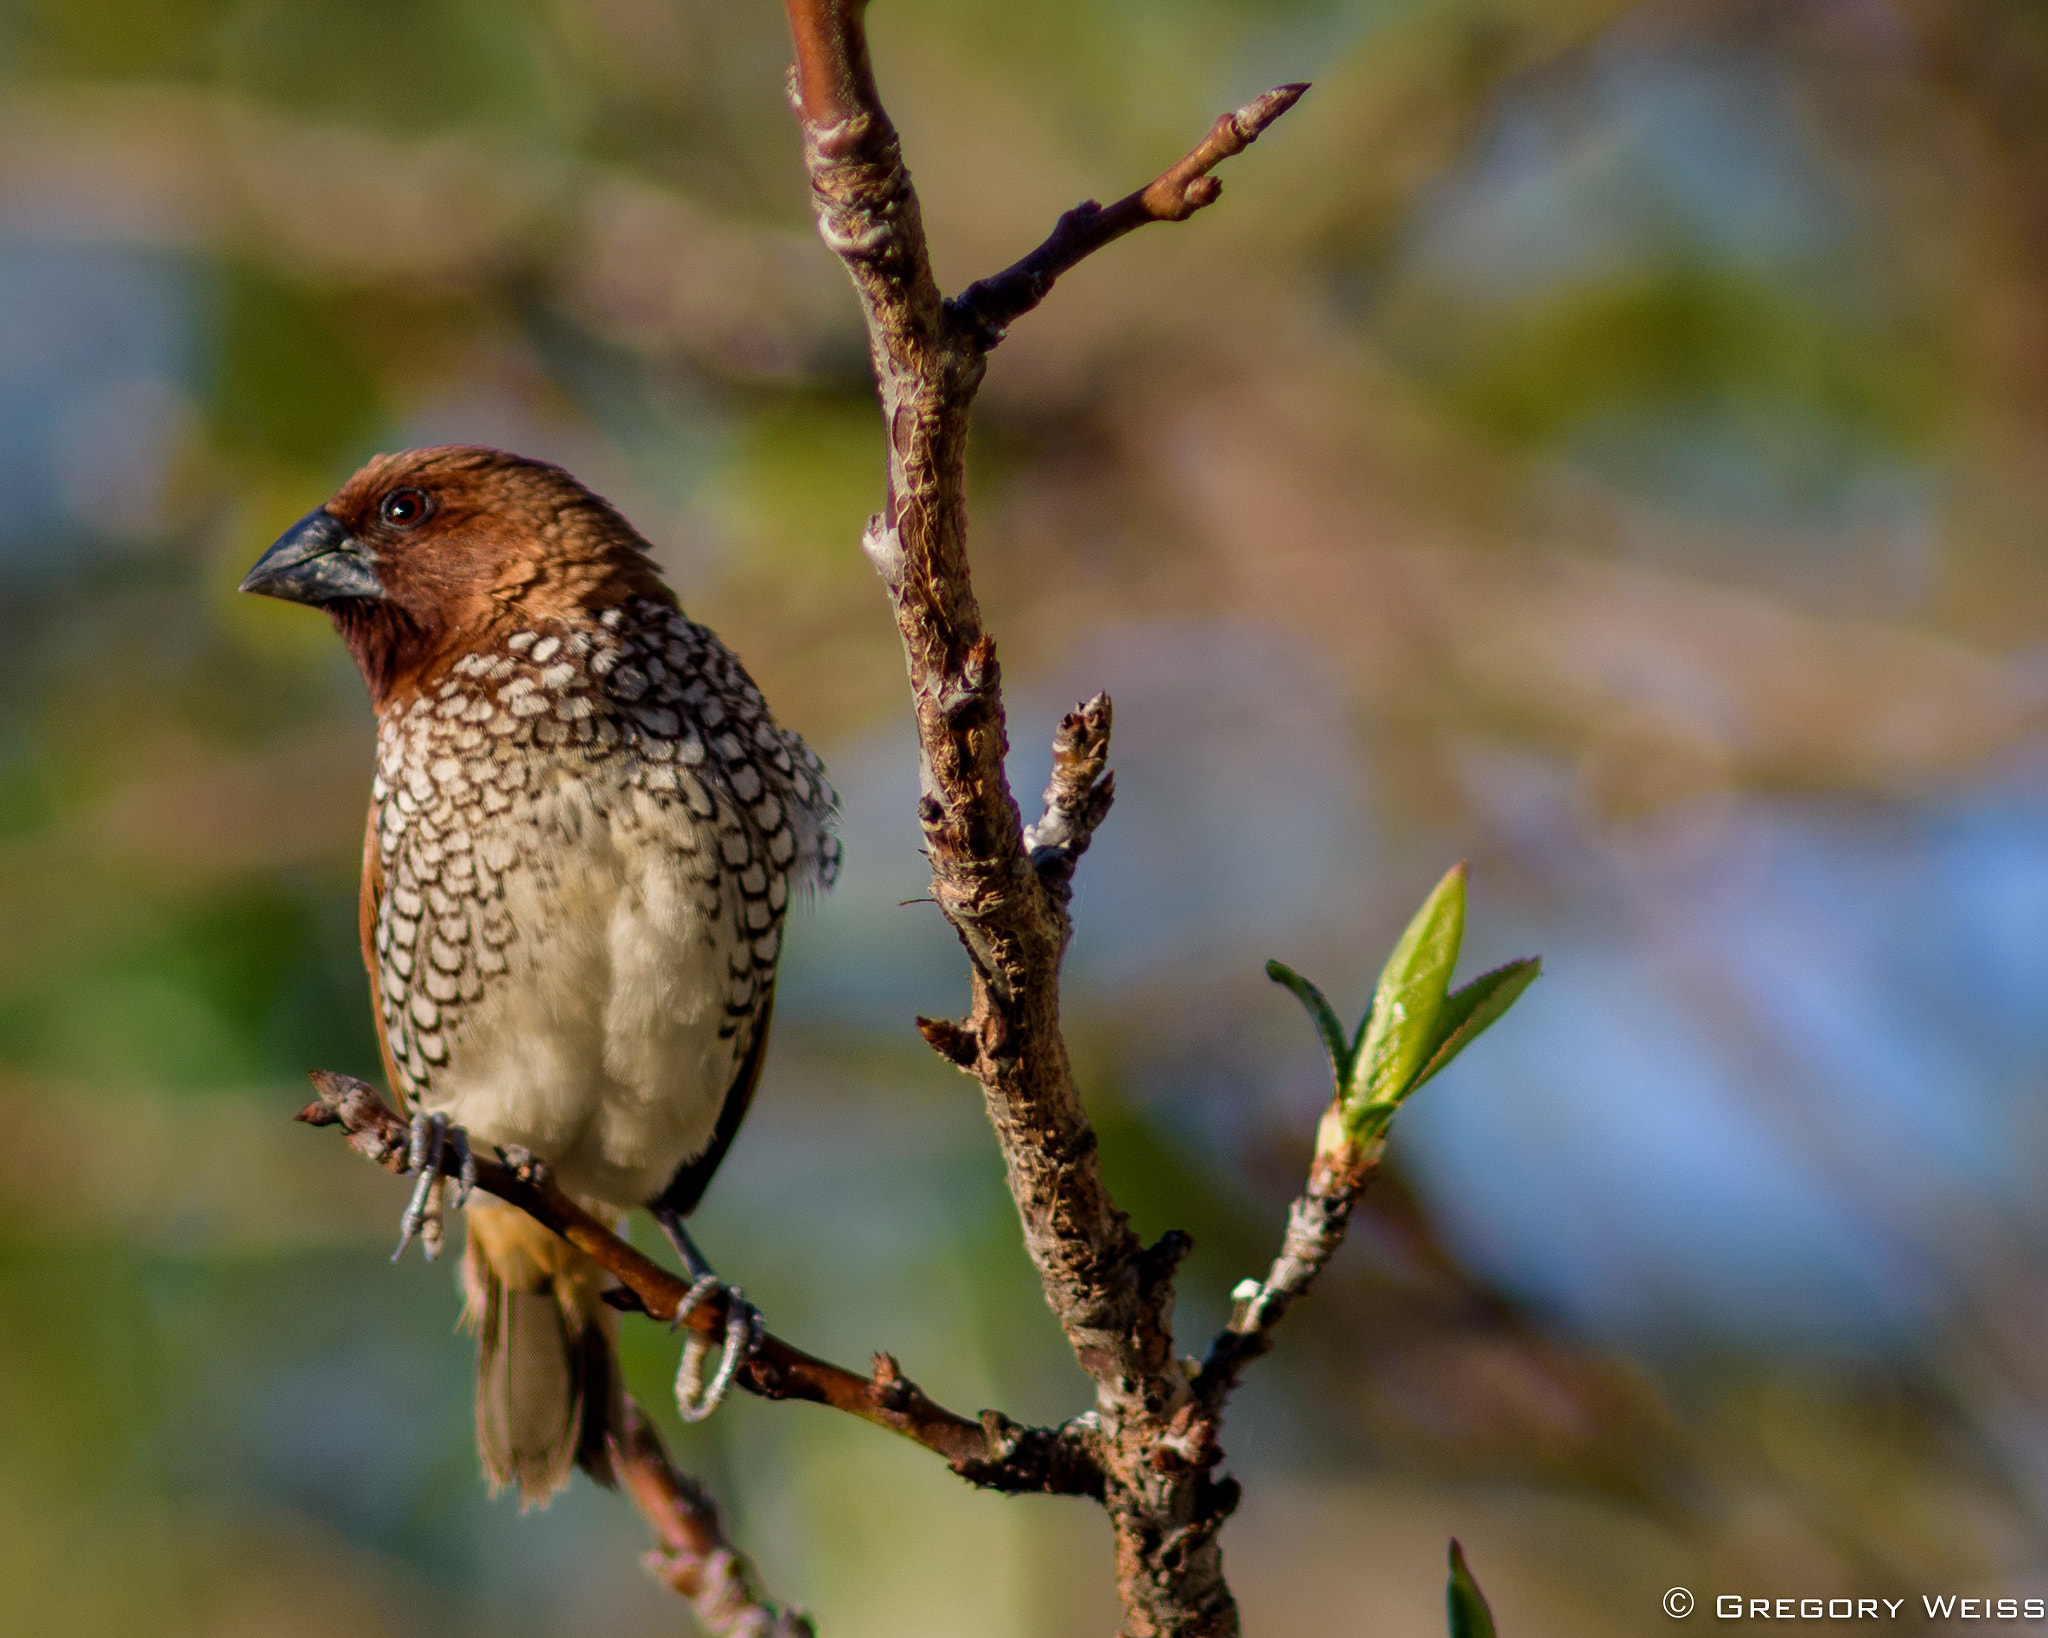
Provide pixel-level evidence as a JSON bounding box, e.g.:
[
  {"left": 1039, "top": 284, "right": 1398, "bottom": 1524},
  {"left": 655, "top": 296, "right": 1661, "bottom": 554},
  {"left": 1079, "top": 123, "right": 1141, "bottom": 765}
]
[{"left": 2, "top": 0, "right": 2046, "bottom": 1632}]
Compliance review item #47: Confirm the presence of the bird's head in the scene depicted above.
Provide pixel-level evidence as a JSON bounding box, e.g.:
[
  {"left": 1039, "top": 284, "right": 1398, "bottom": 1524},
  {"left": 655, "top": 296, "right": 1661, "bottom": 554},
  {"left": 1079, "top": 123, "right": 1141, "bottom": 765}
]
[{"left": 239, "top": 445, "right": 673, "bottom": 709}]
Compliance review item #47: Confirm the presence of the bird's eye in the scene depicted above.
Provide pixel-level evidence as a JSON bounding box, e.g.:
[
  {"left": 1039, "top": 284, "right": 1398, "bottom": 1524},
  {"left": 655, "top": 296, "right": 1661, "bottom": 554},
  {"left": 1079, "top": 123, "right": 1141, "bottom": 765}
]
[{"left": 380, "top": 488, "right": 433, "bottom": 529}]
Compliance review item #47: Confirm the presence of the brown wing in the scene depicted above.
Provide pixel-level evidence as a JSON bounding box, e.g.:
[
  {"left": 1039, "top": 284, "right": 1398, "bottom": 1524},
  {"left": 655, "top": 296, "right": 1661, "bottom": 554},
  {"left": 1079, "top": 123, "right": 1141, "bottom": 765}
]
[
  {"left": 648, "top": 988, "right": 775, "bottom": 1217},
  {"left": 359, "top": 796, "right": 409, "bottom": 1114}
]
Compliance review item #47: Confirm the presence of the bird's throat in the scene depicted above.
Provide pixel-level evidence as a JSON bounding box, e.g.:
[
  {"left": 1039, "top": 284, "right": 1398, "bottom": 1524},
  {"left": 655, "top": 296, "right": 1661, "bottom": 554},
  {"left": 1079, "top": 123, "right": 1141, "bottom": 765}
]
[{"left": 333, "top": 600, "right": 446, "bottom": 714}]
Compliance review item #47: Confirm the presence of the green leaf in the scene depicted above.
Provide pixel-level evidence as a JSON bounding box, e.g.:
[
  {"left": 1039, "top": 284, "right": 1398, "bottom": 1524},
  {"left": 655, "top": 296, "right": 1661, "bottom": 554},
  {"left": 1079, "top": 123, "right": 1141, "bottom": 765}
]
[
  {"left": 1408, "top": 957, "right": 1541, "bottom": 1093},
  {"left": 1266, "top": 959, "right": 1356, "bottom": 1086},
  {"left": 1346, "top": 863, "right": 1467, "bottom": 1122},
  {"left": 1345, "top": 1102, "right": 1400, "bottom": 1148},
  {"left": 1349, "top": 1002, "right": 1375, "bottom": 1065},
  {"left": 1446, "top": 1540, "right": 1498, "bottom": 1638}
]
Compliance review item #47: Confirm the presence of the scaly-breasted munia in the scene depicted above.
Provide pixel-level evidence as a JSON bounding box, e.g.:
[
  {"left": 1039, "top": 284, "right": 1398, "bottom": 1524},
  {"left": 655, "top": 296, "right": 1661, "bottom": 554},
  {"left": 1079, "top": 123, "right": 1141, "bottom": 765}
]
[{"left": 240, "top": 446, "right": 838, "bottom": 1503}]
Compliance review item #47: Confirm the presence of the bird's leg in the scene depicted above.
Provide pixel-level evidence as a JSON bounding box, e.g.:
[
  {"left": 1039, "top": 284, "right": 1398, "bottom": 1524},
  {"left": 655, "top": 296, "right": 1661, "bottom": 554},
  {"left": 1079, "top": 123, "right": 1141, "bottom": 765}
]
[
  {"left": 393, "top": 1111, "right": 467, "bottom": 1263},
  {"left": 652, "top": 1207, "right": 717, "bottom": 1282},
  {"left": 651, "top": 1206, "right": 762, "bottom": 1421}
]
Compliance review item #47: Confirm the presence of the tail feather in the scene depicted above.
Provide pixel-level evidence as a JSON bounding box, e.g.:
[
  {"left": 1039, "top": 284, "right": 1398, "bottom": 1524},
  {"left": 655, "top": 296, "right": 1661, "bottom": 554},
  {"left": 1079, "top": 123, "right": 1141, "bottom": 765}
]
[{"left": 462, "top": 1200, "right": 624, "bottom": 1506}]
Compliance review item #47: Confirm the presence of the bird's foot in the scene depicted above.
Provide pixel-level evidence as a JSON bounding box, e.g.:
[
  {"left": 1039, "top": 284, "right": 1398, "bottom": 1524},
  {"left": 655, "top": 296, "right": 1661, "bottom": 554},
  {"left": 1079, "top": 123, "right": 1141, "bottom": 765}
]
[
  {"left": 392, "top": 1112, "right": 477, "bottom": 1263},
  {"left": 672, "top": 1272, "right": 763, "bottom": 1423},
  {"left": 653, "top": 1212, "right": 761, "bottom": 1421}
]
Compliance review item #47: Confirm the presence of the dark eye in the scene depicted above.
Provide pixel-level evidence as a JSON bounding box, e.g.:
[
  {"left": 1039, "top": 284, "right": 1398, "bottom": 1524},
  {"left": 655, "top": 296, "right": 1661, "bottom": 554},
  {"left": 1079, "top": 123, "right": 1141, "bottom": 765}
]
[{"left": 380, "top": 488, "right": 433, "bottom": 529}]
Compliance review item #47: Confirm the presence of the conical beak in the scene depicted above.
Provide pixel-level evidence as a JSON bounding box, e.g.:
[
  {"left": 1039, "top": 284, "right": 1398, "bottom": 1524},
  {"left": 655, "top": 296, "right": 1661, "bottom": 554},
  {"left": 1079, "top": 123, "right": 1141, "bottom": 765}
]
[{"left": 239, "top": 508, "right": 383, "bottom": 606}]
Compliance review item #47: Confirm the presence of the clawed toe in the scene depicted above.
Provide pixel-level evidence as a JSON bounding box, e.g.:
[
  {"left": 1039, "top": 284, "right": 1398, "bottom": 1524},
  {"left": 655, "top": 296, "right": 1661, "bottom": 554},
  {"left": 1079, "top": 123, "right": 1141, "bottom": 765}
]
[
  {"left": 673, "top": 1274, "right": 763, "bottom": 1423},
  {"left": 648, "top": 1208, "right": 759, "bottom": 1420},
  {"left": 448, "top": 1126, "right": 477, "bottom": 1206},
  {"left": 393, "top": 1111, "right": 471, "bottom": 1263}
]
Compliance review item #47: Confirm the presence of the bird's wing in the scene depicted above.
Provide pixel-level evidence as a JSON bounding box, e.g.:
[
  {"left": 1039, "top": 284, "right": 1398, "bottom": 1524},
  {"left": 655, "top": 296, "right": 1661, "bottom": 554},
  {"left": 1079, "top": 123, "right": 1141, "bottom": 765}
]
[
  {"left": 648, "top": 987, "right": 775, "bottom": 1217},
  {"left": 359, "top": 795, "right": 410, "bottom": 1115}
]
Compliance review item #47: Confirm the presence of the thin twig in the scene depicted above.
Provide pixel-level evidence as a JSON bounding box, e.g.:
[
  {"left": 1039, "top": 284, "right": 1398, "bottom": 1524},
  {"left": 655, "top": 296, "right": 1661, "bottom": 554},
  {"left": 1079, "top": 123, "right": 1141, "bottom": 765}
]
[
  {"left": 1195, "top": 1145, "right": 1381, "bottom": 1403},
  {"left": 1022, "top": 693, "right": 1117, "bottom": 907},
  {"left": 297, "top": 1069, "right": 1100, "bottom": 1494},
  {"left": 947, "top": 84, "right": 1309, "bottom": 348},
  {"left": 615, "top": 1404, "right": 816, "bottom": 1638}
]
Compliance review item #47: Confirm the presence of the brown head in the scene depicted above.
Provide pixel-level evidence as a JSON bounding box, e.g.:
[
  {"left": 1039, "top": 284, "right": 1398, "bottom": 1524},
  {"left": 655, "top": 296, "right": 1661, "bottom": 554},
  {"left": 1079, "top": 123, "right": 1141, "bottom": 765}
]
[{"left": 238, "top": 446, "right": 674, "bottom": 709}]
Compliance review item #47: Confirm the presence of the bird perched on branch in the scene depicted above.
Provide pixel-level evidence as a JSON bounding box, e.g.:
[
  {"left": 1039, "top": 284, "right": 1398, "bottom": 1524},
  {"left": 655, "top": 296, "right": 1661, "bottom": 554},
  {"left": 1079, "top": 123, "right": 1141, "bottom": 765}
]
[{"left": 240, "top": 447, "right": 838, "bottom": 1503}]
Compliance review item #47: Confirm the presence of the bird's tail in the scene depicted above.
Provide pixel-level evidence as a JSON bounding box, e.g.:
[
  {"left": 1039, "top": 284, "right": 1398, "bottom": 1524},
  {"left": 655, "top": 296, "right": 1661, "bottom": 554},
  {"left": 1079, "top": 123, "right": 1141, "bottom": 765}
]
[{"left": 461, "top": 1199, "right": 624, "bottom": 1507}]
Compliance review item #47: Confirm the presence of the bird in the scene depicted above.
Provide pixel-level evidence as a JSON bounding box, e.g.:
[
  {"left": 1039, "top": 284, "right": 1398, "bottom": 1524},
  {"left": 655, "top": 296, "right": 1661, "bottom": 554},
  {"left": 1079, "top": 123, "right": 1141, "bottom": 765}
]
[{"left": 239, "top": 445, "right": 839, "bottom": 1504}]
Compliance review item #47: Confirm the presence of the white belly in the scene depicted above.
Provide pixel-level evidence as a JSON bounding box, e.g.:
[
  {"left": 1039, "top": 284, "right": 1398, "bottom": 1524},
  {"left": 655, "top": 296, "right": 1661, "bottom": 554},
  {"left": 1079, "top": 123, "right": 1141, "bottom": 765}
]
[{"left": 418, "top": 774, "right": 741, "bottom": 1208}]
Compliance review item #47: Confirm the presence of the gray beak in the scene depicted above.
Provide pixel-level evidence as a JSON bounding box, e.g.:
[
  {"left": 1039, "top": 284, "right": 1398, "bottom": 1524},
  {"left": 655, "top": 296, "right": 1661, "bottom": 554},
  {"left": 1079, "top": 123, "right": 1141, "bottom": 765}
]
[{"left": 239, "top": 508, "right": 384, "bottom": 606}]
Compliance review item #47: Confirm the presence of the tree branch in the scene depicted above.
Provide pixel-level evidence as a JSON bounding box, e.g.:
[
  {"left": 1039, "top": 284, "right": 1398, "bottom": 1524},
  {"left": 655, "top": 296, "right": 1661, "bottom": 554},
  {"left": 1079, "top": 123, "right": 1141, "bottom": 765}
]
[
  {"left": 297, "top": 1069, "right": 1101, "bottom": 1495},
  {"left": 783, "top": 6, "right": 1313, "bottom": 1634},
  {"left": 788, "top": 0, "right": 1180, "bottom": 1434},
  {"left": 947, "top": 83, "right": 1310, "bottom": 349},
  {"left": 614, "top": 1404, "right": 816, "bottom": 1638}
]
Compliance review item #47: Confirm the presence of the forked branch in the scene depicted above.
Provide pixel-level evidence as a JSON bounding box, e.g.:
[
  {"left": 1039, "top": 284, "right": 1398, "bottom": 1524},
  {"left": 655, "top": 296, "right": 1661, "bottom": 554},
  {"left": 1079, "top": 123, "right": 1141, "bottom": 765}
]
[{"left": 783, "top": 3, "right": 1318, "bottom": 1633}]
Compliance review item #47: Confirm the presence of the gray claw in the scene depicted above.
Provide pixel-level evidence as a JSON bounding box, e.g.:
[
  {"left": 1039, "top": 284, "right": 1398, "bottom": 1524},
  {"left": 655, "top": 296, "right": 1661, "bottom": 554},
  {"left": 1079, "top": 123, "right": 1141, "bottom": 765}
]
[
  {"left": 449, "top": 1126, "right": 477, "bottom": 1208},
  {"left": 673, "top": 1274, "right": 762, "bottom": 1423},
  {"left": 393, "top": 1112, "right": 449, "bottom": 1262}
]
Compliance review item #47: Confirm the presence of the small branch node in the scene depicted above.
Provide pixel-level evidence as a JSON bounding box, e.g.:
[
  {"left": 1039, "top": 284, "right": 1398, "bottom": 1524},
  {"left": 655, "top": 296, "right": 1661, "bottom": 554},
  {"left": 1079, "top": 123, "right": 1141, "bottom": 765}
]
[
  {"left": 951, "top": 1411, "right": 1108, "bottom": 1499},
  {"left": 1227, "top": 1277, "right": 1269, "bottom": 1333},
  {"left": 974, "top": 1001, "right": 1017, "bottom": 1063},
  {"left": 1138, "top": 1227, "right": 1195, "bottom": 1294},
  {"left": 979, "top": 1407, "right": 1024, "bottom": 1461},
  {"left": 860, "top": 512, "right": 905, "bottom": 589},
  {"left": 1024, "top": 693, "right": 1117, "bottom": 903},
  {"left": 915, "top": 1014, "right": 980, "bottom": 1067},
  {"left": 870, "top": 1352, "right": 916, "bottom": 1412},
  {"left": 934, "top": 638, "right": 999, "bottom": 723},
  {"left": 1200, "top": 1472, "right": 1243, "bottom": 1525}
]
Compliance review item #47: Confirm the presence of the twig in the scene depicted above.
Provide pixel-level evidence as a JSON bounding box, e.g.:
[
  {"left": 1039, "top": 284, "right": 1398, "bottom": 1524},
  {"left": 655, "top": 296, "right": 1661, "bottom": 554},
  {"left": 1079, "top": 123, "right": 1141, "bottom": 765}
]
[
  {"left": 1022, "top": 694, "right": 1116, "bottom": 907},
  {"left": 615, "top": 1404, "right": 816, "bottom": 1638},
  {"left": 297, "top": 1069, "right": 1100, "bottom": 1494},
  {"left": 1196, "top": 1146, "right": 1381, "bottom": 1403},
  {"left": 948, "top": 84, "right": 1310, "bottom": 348}
]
